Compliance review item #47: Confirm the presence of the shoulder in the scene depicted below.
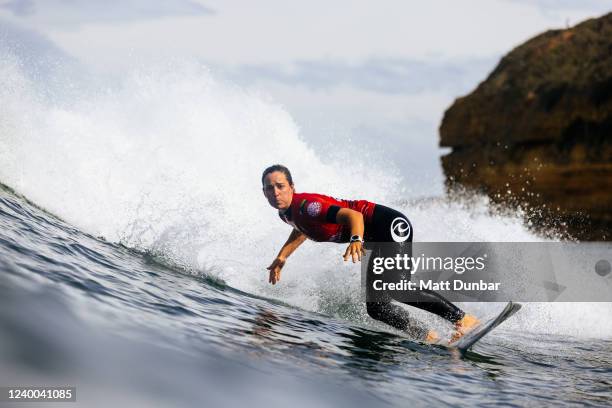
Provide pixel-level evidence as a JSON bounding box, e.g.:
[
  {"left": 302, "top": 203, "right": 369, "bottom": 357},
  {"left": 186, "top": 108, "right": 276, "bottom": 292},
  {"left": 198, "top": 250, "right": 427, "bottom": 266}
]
[
  {"left": 294, "top": 193, "right": 343, "bottom": 209},
  {"left": 295, "top": 192, "right": 341, "bottom": 203}
]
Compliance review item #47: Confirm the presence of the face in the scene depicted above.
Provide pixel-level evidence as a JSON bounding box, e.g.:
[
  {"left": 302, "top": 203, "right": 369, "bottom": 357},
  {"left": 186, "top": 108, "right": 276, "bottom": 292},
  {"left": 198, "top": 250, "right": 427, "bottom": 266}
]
[{"left": 262, "top": 171, "right": 294, "bottom": 211}]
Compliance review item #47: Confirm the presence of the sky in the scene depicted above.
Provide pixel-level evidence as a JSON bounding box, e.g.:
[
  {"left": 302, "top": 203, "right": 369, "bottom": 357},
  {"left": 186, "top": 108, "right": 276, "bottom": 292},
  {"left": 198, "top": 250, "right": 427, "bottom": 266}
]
[{"left": 1, "top": 0, "right": 610, "bottom": 196}]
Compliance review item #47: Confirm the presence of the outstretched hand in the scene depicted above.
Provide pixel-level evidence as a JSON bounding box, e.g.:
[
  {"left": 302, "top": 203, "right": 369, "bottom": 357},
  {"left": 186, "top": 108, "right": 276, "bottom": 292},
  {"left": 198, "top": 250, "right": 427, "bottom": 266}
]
[
  {"left": 343, "top": 242, "right": 365, "bottom": 263},
  {"left": 267, "top": 257, "right": 286, "bottom": 284}
]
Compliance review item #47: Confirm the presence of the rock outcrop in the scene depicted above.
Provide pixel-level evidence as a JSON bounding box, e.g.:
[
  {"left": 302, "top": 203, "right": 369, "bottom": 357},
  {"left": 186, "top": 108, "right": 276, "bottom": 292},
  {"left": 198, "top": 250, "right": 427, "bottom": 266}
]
[{"left": 439, "top": 12, "right": 612, "bottom": 240}]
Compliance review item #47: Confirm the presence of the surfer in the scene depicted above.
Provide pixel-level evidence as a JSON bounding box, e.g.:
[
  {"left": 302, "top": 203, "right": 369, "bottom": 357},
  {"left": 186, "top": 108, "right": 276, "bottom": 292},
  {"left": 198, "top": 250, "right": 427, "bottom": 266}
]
[{"left": 262, "top": 164, "right": 479, "bottom": 343}]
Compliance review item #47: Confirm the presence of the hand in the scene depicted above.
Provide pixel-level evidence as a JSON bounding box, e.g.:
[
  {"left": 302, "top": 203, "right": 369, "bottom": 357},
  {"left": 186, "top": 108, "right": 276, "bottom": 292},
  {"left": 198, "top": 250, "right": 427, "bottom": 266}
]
[
  {"left": 267, "top": 257, "right": 286, "bottom": 285},
  {"left": 343, "top": 241, "right": 365, "bottom": 263}
]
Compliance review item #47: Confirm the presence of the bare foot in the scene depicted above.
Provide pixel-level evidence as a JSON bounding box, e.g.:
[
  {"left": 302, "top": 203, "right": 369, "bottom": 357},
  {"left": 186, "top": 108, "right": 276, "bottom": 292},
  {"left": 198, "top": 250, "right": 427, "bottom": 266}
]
[
  {"left": 449, "top": 314, "right": 480, "bottom": 343},
  {"left": 425, "top": 330, "right": 440, "bottom": 343}
]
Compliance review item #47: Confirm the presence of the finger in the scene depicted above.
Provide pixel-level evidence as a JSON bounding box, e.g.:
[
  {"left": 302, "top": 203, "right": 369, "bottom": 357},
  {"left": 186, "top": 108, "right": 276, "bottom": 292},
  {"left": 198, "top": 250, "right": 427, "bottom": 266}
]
[
  {"left": 275, "top": 270, "right": 280, "bottom": 283},
  {"left": 351, "top": 244, "right": 360, "bottom": 262},
  {"left": 360, "top": 244, "right": 365, "bottom": 260},
  {"left": 269, "top": 270, "right": 275, "bottom": 284},
  {"left": 343, "top": 246, "right": 350, "bottom": 261}
]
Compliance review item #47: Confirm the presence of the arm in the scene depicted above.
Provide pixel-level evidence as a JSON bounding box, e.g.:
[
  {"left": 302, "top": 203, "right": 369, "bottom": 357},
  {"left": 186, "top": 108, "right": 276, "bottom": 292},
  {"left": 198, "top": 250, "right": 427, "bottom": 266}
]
[
  {"left": 335, "top": 208, "right": 366, "bottom": 263},
  {"left": 267, "top": 228, "right": 307, "bottom": 284}
]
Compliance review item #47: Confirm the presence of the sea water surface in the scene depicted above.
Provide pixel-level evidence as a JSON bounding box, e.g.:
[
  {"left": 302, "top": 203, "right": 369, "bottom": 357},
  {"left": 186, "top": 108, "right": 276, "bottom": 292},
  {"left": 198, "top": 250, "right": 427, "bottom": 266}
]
[{"left": 1, "top": 185, "right": 611, "bottom": 408}]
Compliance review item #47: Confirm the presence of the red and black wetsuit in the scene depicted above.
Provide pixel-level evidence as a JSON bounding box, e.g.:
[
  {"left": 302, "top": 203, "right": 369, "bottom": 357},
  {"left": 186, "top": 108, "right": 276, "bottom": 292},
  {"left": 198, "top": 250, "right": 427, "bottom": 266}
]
[
  {"left": 278, "top": 192, "right": 464, "bottom": 339},
  {"left": 278, "top": 192, "right": 376, "bottom": 243}
]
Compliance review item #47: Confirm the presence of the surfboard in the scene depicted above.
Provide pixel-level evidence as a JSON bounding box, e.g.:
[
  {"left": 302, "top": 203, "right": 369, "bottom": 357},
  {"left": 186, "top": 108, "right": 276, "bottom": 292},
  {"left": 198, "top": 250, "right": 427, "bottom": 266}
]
[{"left": 449, "top": 301, "right": 522, "bottom": 354}]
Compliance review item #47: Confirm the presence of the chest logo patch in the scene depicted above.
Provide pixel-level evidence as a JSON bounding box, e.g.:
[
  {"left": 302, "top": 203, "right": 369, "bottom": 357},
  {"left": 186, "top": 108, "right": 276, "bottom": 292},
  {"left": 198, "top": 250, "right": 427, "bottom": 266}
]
[{"left": 306, "top": 201, "right": 322, "bottom": 217}]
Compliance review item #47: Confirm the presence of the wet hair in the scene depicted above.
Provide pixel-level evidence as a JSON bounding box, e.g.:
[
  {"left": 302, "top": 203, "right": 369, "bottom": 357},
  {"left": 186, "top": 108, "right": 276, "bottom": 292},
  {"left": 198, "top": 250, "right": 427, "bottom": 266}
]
[{"left": 261, "top": 164, "right": 294, "bottom": 186}]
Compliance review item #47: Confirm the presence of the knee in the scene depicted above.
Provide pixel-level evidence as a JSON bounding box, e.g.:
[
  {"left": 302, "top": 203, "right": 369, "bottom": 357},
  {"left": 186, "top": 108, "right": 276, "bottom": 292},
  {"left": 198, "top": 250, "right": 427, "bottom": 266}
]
[{"left": 366, "top": 302, "right": 387, "bottom": 320}]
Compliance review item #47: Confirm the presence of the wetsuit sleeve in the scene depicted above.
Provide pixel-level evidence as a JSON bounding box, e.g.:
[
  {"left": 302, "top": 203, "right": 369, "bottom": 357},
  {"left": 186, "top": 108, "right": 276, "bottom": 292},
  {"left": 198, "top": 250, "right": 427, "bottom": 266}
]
[{"left": 326, "top": 205, "right": 341, "bottom": 223}]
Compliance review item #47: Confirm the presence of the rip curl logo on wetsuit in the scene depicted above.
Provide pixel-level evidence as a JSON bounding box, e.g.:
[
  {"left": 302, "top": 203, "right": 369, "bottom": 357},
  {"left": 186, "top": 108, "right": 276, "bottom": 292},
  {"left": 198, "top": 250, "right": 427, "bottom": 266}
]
[
  {"left": 390, "top": 217, "right": 411, "bottom": 242},
  {"left": 306, "top": 201, "right": 322, "bottom": 217}
]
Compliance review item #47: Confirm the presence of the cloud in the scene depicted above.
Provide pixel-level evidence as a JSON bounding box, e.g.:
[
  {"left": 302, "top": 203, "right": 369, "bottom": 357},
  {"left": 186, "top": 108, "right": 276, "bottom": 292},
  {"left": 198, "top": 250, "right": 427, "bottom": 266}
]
[
  {"left": 504, "top": 0, "right": 611, "bottom": 11},
  {"left": 501, "top": 0, "right": 611, "bottom": 21},
  {"left": 0, "top": 0, "right": 214, "bottom": 26},
  {"left": 217, "top": 57, "right": 497, "bottom": 96},
  {"left": 1, "top": 0, "right": 35, "bottom": 17}
]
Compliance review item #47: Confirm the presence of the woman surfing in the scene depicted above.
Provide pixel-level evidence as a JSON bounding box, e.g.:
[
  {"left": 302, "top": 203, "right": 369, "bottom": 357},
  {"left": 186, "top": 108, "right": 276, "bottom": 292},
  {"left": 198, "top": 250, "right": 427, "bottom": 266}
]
[{"left": 261, "top": 164, "right": 479, "bottom": 343}]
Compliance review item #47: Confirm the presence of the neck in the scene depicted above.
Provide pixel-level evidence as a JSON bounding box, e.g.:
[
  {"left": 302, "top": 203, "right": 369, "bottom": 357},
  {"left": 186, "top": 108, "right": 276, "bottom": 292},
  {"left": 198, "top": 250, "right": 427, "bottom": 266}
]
[{"left": 279, "top": 195, "right": 294, "bottom": 214}]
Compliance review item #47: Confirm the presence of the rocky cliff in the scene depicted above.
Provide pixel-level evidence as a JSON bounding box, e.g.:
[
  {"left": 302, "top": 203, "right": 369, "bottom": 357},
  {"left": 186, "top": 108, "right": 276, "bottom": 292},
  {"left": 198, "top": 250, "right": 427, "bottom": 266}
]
[{"left": 439, "top": 12, "right": 612, "bottom": 240}]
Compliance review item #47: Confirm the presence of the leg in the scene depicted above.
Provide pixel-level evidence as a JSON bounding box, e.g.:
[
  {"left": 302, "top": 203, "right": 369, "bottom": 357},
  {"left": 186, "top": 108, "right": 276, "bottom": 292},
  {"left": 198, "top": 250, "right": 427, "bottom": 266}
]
[
  {"left": 364, "top": 205, "right": 476, "bottom": 341},
  {"left": 402, "top": 289, "right": 464, "bottom": 323},
  {"left": 366, "top": 301, "right": 427, "bottom": 339},
  {"left": 365, "top": 237, "right": 432, "bottom": 339}
]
